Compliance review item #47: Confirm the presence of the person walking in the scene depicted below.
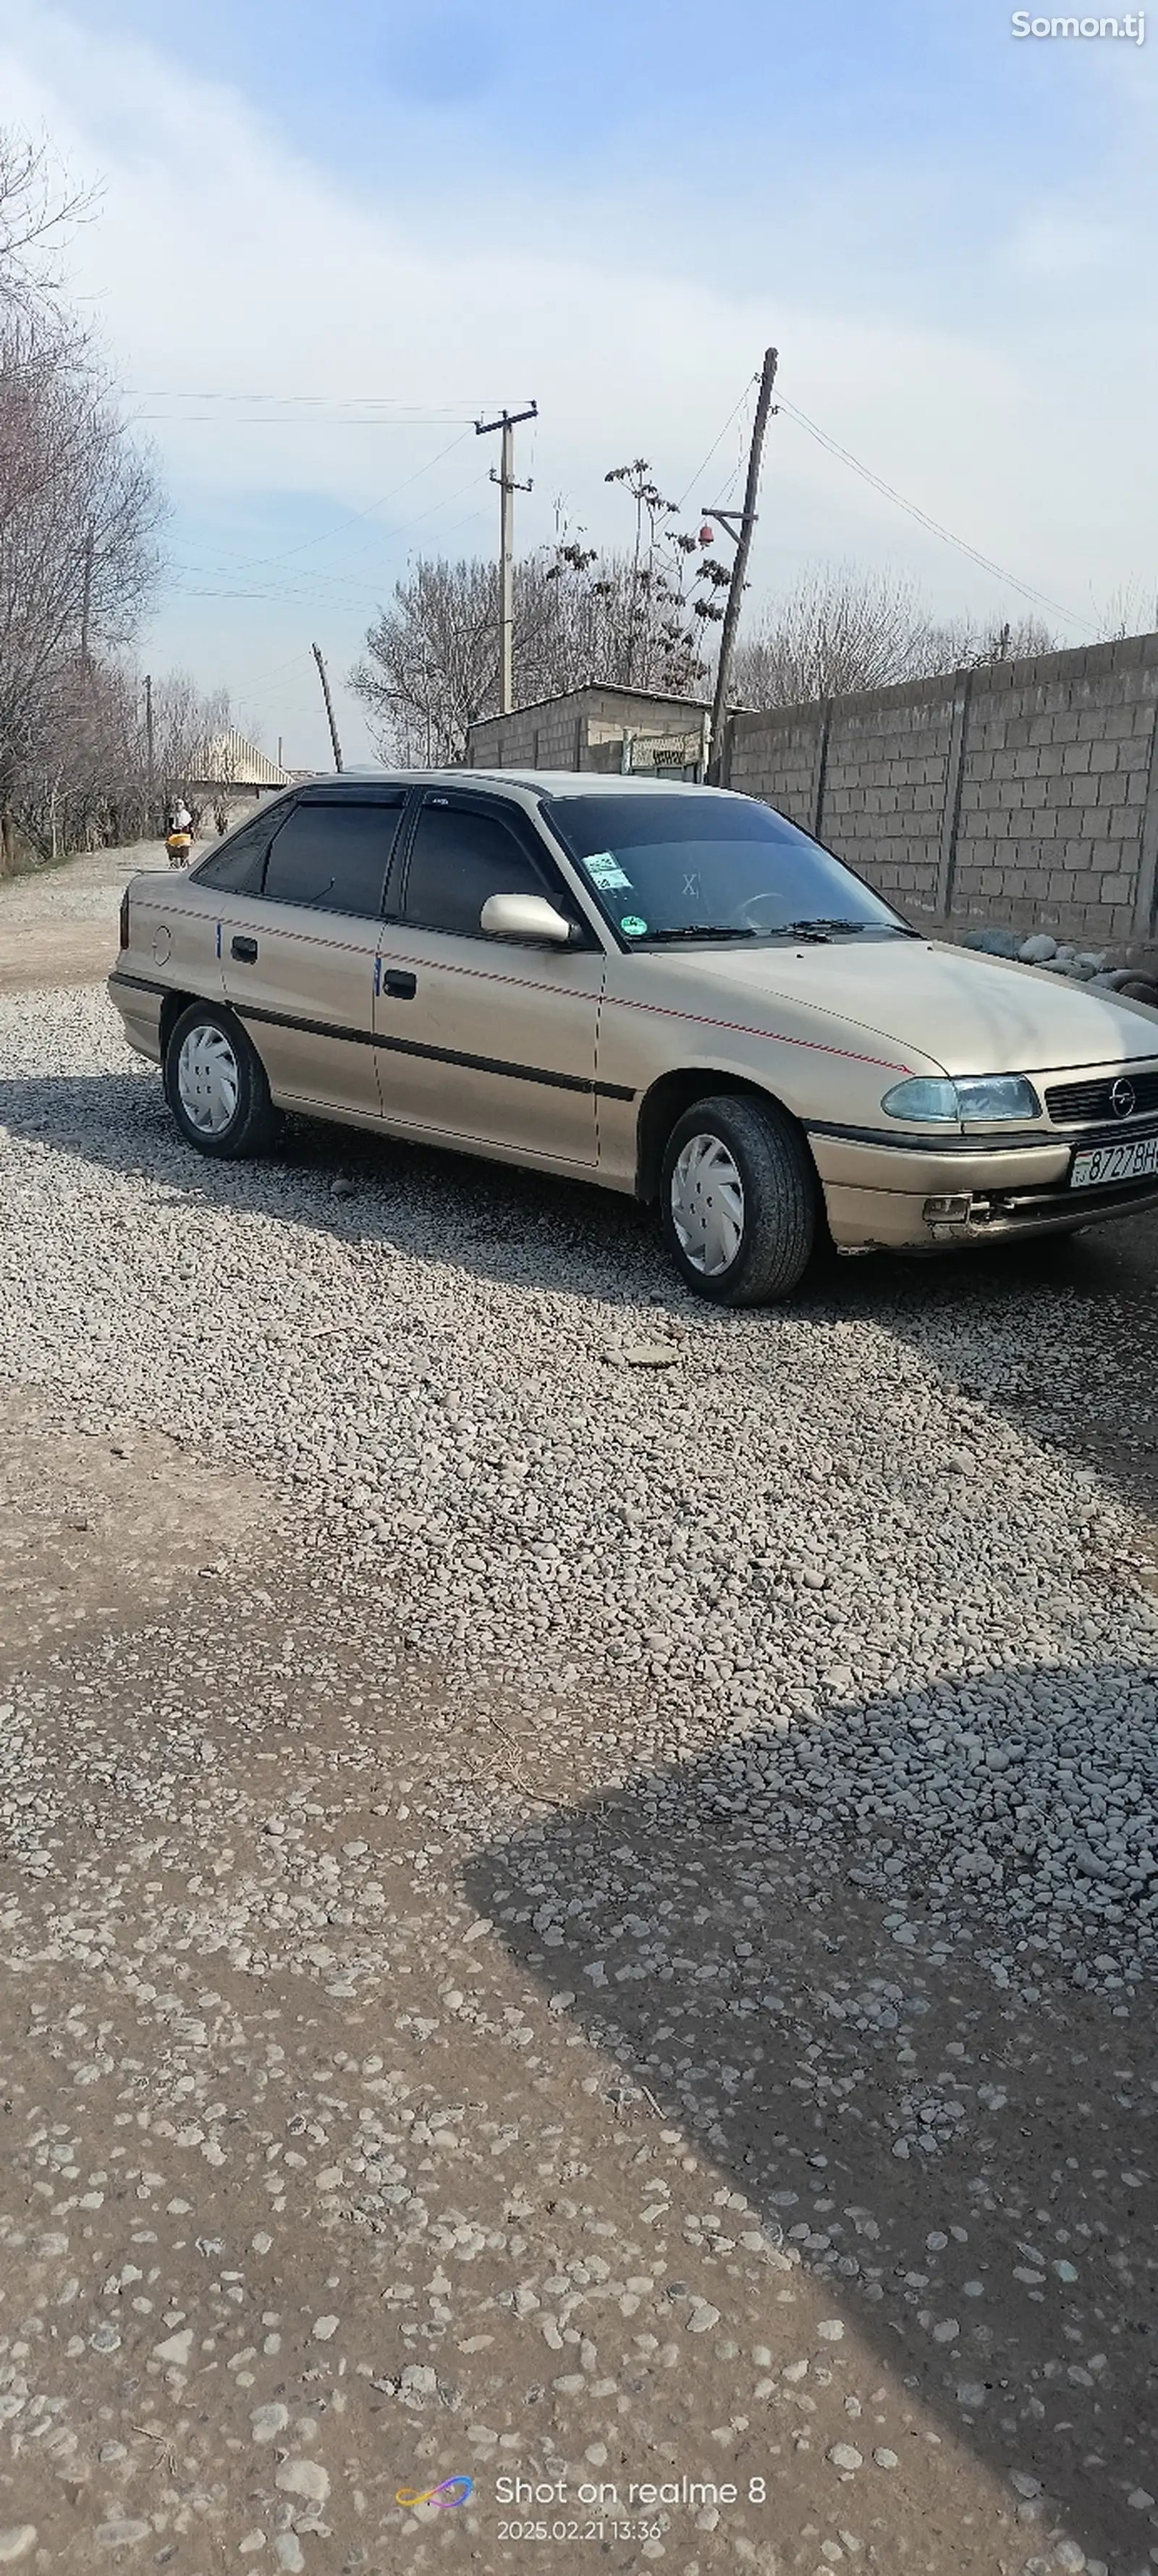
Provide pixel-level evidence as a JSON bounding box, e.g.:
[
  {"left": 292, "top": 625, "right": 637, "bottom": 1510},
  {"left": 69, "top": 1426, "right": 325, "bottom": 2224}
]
[{"left": 165, "top": 799, "right": 193, "bottom": 869}]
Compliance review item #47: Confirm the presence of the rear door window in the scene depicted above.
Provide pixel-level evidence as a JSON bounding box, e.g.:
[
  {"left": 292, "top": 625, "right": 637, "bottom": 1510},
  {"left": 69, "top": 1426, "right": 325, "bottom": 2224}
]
[
  {"left": 190, "top": 804, "right": 288, "bottom": 893},
  {"left": 263, "top": 798, "right": 405, "bottom": 917}
]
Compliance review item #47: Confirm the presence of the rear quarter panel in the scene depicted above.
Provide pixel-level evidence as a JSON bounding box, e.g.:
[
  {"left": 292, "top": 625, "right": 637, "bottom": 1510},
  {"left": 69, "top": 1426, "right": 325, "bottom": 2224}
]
[{"left": 109, "top": 872, "right": 226, "bottom": 1060}]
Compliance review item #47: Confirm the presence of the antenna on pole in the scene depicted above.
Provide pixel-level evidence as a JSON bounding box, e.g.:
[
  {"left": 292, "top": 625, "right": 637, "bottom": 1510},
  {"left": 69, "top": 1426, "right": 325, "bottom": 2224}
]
[{"left": 475, "top": 402, "right": 538, "bottom": 717}]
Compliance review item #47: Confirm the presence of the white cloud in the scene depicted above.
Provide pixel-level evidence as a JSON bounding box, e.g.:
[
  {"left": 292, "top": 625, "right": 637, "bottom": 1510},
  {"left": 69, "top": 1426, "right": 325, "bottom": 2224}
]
[
  {"left": 1007, "top": 207, "right": 1126, "bottom": 278},
  {"left": 1, "top": 2, "right": 1156, "bottom": 761}
]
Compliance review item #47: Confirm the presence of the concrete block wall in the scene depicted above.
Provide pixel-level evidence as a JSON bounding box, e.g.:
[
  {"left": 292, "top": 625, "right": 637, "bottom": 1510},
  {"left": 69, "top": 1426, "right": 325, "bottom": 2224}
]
[
  {"left": 468, "top": 698, "right": 580, "bottom": 770},
  {"left": 725, "top": 634, "right": 1158, "bottom": 956},
  {"left": 727, "top": 702, "right": 822, "bottom": 831},
  {"left": 952, "top": 641, "right": 1158, "bottom": 945},
  {"left": 468, "top": 686, "right": 709, "bottom": 775},
  {"left": 821, "top": 675, "right": 961, "bottom": 917}
]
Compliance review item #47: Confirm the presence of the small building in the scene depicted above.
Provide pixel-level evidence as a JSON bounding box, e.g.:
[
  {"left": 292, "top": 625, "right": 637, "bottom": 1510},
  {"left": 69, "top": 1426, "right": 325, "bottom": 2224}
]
[{"left": 465, "top": 683, "right": 711, "bottom": 780}]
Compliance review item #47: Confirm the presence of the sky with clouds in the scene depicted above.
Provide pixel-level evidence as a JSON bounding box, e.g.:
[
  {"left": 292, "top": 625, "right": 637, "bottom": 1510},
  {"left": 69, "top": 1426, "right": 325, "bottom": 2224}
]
[{"left": 1, "top": 0, "right": 1154, "bottom": 764}]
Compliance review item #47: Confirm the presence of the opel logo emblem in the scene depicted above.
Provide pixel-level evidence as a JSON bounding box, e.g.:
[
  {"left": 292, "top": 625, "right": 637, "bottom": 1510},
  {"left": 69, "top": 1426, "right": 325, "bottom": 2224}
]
[{"left": 1110, "top": 1077, "right": 1137, "bottom": 1119}]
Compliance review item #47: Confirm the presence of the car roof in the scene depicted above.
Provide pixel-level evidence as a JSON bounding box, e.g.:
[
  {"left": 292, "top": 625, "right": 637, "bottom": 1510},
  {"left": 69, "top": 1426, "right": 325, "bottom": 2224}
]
[{"left": 305, "top": 767, "right": 746, "bottom": 800}]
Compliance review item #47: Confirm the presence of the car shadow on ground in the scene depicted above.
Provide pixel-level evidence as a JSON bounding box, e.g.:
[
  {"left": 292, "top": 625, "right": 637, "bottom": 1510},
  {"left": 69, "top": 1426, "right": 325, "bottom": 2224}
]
[
  {"left": 2, "top": 1064, "right": 1157, "bottom": 1532},
  {"left": 463, "top": 1665, "right": 1157, "bottom": 2575}
]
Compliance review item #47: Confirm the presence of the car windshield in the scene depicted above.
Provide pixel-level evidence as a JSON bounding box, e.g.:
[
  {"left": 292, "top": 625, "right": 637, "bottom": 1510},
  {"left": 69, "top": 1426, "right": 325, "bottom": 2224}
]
[{"left": 542, "top": 790, "right": 909, "bottom": 944}]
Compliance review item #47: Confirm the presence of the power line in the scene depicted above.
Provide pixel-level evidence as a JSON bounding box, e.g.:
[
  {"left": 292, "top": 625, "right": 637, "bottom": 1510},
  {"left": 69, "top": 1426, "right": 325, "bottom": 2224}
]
[
  {"left": 224, "top": 646, "right": 315, "bottom": 696},
  {"left": 170, "top": 429, "right": 476, "bottom": 587},
  {"left": 675, "top": 375, "right": 758, "bottom": 513},
  {"left": 777, "top": 395, "right": 1095, "bottom": 634},
  {"left": 126, "top": 388, "right": 535, "bottom": 408},
  {"left": 163, "top": 466, "right": 491, "bottom": 609},
  {"left": 134, "top": 412, "right": 479, "bottom": 427}
]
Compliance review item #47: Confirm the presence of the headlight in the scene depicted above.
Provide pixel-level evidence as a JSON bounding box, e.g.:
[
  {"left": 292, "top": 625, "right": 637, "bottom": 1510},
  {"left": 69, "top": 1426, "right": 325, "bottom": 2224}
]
[
  {"left": 882, "top": 1075, "right": 1041, "bottom": 1124},
  {"left": 955, "top": 1077, "right": 1041, "bottom": 1123},
  {"left": 881, "top": 1079, "right": 959, "bottom": 1122}
]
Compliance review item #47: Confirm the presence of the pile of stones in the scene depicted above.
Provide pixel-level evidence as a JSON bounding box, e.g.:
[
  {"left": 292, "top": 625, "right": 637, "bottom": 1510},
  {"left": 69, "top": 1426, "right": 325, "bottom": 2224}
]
[{"left": 962, "top": 925, "right": 1158, "bottom": 1005}]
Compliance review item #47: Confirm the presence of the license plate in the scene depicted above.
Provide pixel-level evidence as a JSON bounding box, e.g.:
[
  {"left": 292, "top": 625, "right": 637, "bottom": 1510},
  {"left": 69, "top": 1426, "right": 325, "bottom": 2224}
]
[{"left": 1070, "top": 1132, "right": 1158, "bottom": 1190}]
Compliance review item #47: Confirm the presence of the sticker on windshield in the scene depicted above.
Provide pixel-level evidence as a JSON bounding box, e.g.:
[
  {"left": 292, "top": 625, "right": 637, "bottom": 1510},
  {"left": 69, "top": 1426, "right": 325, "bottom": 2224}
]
[
  {"left": 585, "top": 851, "right": 633, "bottom": 892},
  {"left": 620, "top": 914, "right": 648, "bottom": 938}
]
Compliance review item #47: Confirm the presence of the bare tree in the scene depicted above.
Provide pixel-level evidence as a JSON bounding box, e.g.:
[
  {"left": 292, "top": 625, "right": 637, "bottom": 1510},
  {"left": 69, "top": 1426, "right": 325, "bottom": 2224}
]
[
  {"left": 1092, "top": 582, "right": 1158, "bottom": 643},
  {"left": 0, "top": 125, "right": 240, "bottom": 870},
  {"left": 351, "top": 491, "right": 725, "bottom": 764},
  {"left": 601, "top": 460, "right": 723, "bottom": 686},
  {"left": 352, "top": 557, "right": 498, "bottom": 767},
  {"left": 151, "top": 673, "right": 232, "bottom": 828},
  {"left": 0, "top": 131, "right": 96, "bottom": 316},
  {"left": 0, "top": 312, "right": 164, "bottom": 866},
  {"left": 732, "top": 566, "right": 1055, "bottom": 710},
  {"left": 958, "top": 612, "right": 1057, "bottom": 666},
  {"left": 7, "top": 661, "right": 237, "bottom": 864}
]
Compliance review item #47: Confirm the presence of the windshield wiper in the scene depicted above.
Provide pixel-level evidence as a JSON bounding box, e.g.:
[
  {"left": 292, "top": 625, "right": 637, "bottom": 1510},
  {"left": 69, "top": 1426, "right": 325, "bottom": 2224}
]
[
  {"left": 779, "top": 917, "right": 871, "bottom": 939},
  {"left": 782, "top": 917, "right": 918, "bottom": 940},
  {"left": 635, "top": 924, "right": 759, "bottom": 943}
]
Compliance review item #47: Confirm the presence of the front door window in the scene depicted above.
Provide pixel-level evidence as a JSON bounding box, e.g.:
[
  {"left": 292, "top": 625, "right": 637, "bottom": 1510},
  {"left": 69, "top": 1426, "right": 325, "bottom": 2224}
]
[{"left": 402, "top": 799, "right": 557, "bottom": 935}]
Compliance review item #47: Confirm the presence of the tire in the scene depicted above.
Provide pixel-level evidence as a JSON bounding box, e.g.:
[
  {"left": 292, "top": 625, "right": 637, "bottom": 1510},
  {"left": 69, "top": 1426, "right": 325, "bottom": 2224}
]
[
  {"left": 163, "top": 1001, "right": 279, "bottom": 1159},
  {"left": 660, "top": 1092, "right": 816, "bottom": 1305}
]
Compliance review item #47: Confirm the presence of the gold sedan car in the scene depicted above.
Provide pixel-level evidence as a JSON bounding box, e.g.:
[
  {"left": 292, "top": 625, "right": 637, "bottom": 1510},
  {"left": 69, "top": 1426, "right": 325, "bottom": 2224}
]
[{"left": 109, "top": 771, "right": 1158, "bottom": 1304}]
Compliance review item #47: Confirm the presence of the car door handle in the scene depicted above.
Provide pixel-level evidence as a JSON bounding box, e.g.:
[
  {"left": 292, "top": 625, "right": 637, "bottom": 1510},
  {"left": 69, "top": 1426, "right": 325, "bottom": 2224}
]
[
  {"left": 381, "top": 969, "right": 416, "bottom": 1000},
  {"left": 230, "top": 935, "right": 258, "bottom": 964}
]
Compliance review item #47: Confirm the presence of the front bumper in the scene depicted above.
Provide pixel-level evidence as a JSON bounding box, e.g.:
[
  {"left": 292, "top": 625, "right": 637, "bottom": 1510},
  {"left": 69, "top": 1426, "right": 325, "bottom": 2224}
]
[{"left": 811, "top": 1121, "right": 1158, "bottom": 1252}]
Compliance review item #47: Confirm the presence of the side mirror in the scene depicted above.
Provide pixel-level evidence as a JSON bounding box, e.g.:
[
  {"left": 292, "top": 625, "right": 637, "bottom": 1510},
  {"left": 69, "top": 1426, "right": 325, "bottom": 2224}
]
[{"left": 481, "top": 892, "right": 575, "bottom": 945}]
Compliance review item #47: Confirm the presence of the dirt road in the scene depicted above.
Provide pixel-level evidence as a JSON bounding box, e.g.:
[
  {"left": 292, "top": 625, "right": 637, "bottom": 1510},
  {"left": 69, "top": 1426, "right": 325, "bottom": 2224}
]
[
  {"left": 0, "top": 845, "right": 164, "bottom": 995},
  {"left": 0, "top": 846, "right": 1155, "bottom": 2576}
]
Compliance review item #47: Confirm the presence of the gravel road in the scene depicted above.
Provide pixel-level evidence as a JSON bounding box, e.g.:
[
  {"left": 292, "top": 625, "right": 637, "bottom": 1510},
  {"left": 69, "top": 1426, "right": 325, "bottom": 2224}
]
[{"left": 0, "top": 859, "right": 1155, "bottom": 2576}]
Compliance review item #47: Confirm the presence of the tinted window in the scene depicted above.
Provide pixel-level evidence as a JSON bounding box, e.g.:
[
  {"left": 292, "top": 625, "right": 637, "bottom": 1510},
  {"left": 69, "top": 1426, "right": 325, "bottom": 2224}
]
[
  {"left": 263, "top": 799, "right": 403, "bottom": 917},
  {"left": 544, "top": 791, "right": 905, "bottom": 945},
  {"left": 190, "top": 803, "right": 289, "bottom": 892},
  {"left": 403, "top": 800, "right": 551, "bottom": 937}
]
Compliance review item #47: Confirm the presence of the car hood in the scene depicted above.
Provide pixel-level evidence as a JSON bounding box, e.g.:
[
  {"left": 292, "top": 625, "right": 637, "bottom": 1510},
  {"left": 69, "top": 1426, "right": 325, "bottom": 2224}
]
[{"left": 646, "top": 937, "right": 1158, "bottom": 1077}]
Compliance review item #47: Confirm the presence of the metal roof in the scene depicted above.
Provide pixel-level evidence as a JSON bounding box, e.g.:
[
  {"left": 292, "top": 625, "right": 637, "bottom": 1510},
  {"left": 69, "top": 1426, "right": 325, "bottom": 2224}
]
[
  {"left": 466, "top": 682, "right": 711, "bottom": 724},
  {"left": 190, "top": 731, "right": 292, "bottom": 789}
]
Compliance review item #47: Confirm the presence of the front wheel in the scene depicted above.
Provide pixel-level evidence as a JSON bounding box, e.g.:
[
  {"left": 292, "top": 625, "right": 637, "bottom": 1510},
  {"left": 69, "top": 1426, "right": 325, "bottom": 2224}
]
[
  {"left": 164, "top": 1001, "right": 279, "bottom": 1158},
  {"left": 661, "top": 1093, "right": 816, "bottom": 1305}
]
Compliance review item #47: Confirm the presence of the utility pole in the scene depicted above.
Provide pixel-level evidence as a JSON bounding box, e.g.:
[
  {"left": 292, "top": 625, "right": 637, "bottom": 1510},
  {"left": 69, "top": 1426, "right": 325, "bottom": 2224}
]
[
  {"left": 144, "top": 673, "right": 154, "bottom": 816},
  {"left": 80, "top": 527, "right": 94, "bottom": 688},
  {"left": 704, "top": 346, "right": 779, "bottom": 784},
  {"left": 312, "top": 642, "right": 344, "bottom": 772},
  {"left": 476, "top": 402, "right": 537, "bottom": 716}
]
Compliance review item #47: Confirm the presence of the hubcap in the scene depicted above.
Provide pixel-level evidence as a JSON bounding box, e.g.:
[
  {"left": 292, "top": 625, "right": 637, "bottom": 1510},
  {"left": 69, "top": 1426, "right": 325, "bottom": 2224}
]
[
  {"left": 177, "top": 1024, "right": 240, "bottom": 1136},
  {"left": 670, "top": 1132, "right": 745, "bottom": 1276}
]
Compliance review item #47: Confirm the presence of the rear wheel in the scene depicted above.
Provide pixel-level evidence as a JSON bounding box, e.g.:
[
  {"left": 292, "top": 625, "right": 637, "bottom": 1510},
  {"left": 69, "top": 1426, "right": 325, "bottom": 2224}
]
[
  {"left": 164, "top": 1001, "right": 279, "bottom": 1158},
  {"left": 661, "top": 1093, "right": 816, "bottom": 1305}
]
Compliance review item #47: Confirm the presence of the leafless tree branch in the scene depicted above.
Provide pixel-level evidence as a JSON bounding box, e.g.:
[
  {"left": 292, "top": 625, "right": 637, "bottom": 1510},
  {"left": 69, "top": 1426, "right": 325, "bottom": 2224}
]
[{"left": 732, "top": 566, "right": 1056, "bottom": 708}]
